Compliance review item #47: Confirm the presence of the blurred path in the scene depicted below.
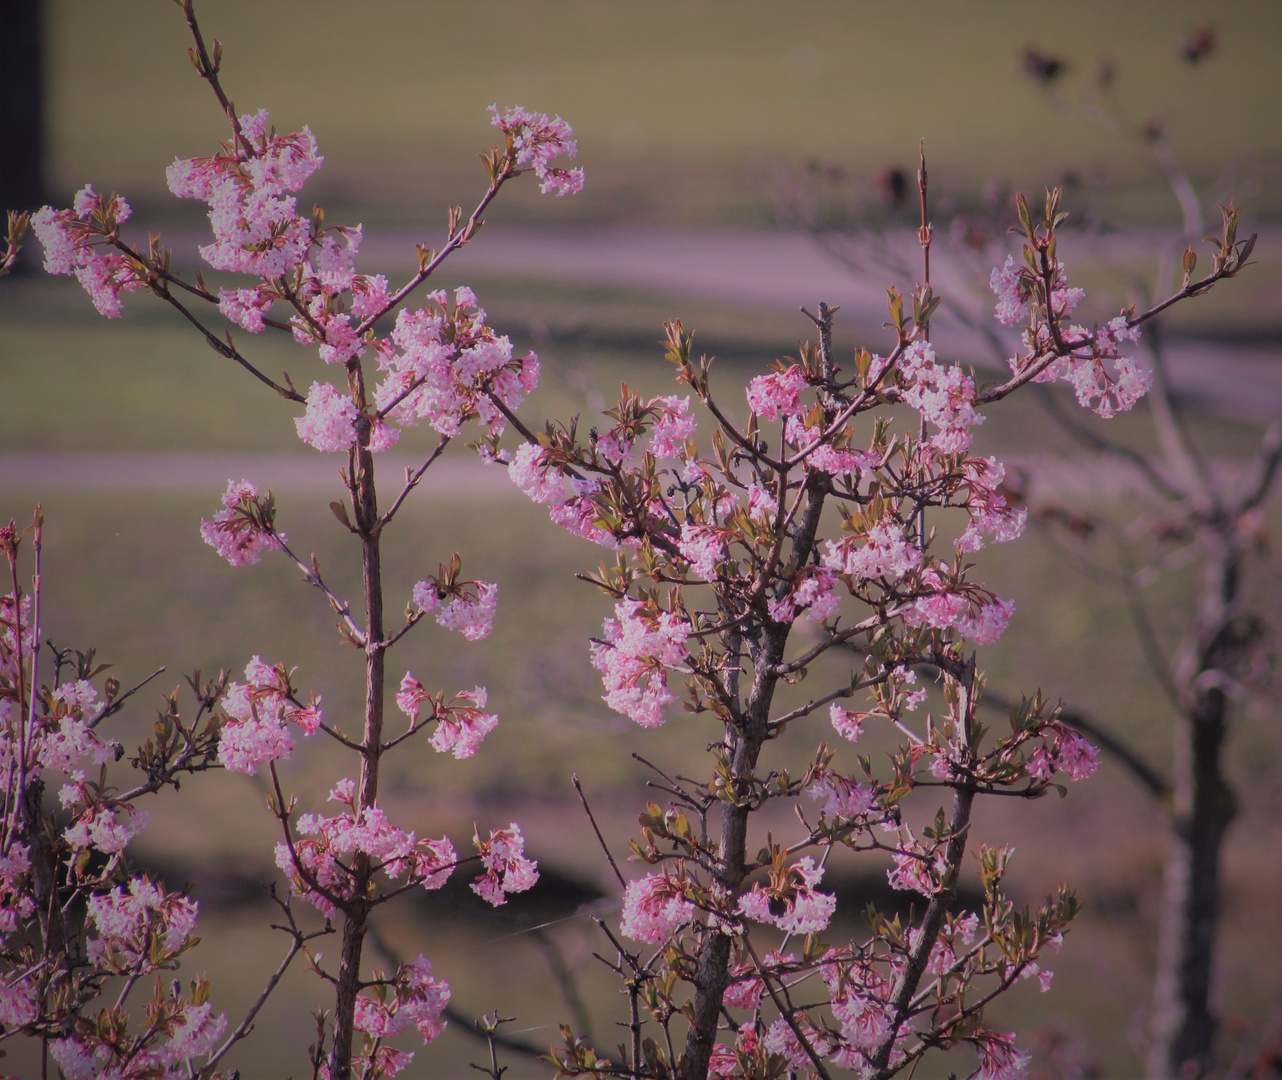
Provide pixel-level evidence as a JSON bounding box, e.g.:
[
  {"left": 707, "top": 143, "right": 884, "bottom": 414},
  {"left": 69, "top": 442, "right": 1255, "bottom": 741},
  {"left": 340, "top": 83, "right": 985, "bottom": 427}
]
[
  {"left": 0, "top": 451, "right": 1265, "bottom": 502},
  {"left": 380, "top": 227, "right": 1282, "bottom": 422}
]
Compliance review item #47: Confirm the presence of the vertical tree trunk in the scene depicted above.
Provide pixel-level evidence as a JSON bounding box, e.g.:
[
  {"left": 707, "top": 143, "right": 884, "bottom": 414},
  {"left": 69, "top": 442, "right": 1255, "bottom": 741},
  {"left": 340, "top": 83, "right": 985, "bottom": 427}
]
[
  {"left": 1147, "top": 544, "right": 1240, "bottom": 1079},
  {"left": 330, "top": 440, "right": 385, "bottom": 1080}
]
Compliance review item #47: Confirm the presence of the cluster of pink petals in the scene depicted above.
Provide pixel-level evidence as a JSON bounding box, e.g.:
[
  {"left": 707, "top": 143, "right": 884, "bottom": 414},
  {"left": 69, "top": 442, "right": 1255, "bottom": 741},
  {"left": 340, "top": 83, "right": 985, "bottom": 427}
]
[
  {"left": 974, "top": 1029, "right": 1033, "bottom": 1080},
  {"left": 471, "top": 823, "right": 539, "bottom": 906},
  {"left": 295, "top": 381, "right": 359, "bottom": 452},
  {"left": 823, "top": 521, "right": 922, "bottom": 582},
  {"left": 647, "top": 395, "right": 698, "bottom": 459},
  {"left": 277, "top": 783, "right": 457, "bottom": 919},
  {"left": 908, "top": 911, "right": 979, "bottom": 977},
  {"left": 785, "top": 418, "right": 880, "bottom": 476},
  {"left": 956, "top": 457, "right": 1027, "bottom": 553},
  {"left": 353, "top": 955, "right": 450, "bottom": 1050},
  {"left": 217, "top": 656, "right": 322, "bottom": 774},
  {"left": 898, "top": 342, "right": 986, "bottom": 453},
  {"left": 168, "top": 108, "right": 321, "bottom": 278},
  {"left": 768, "top": 567, "right": 840, "bottom": 624},
  {"left": 677, "top": 522, "right": 727, "bottom": 580},
  {"left": 31, "top": 185, "right": 143, "bottom": 317},
  {"left": 51, "top": 997, "right": 227, "bottom": 1080},
  {"left": 708, "top": 1025, "right": 765, "bottom": 1078},
  {"left": 489, "top": 105, "right": 585, "bottom": 196},
  {"left": 396, "top": 674, "right": 498, "bottom": 760},
  {"left": 807, "top": 767, "right": 878, "bottom": 819},
  {"left": 745, "top": 483, "right": 778, "bottom": 526},
  {"left": 620, "top": 872, "right": 696, "bottom": 943},
  {"left": 200, "top": 479, "right": 283, "bottom": 567},
  {"left": 549, "top": 477, "right": 620, "bottom": 549},
  {"left": 823, "top": 957, "right": 897, "bottom": 1060},
  {"left": 903, "top": 567, "right": 1015, "bottom": 645},
  {"left": 1028, "top": 724, "right": 1100, "bottom": 781},
  {"left": 412, "top": 578, "right": 498, "bottom": 641},
  {"left": 764, "top": 1013, "right": 836, "bottom": 1069},
  {"left": 36, "top": 682, "right": 116, "bottom": 773},
  {"left": 60, "top": 786, "right": 149, "bottom": 854},
  {"left": 508, "top": 442, "right": 565, "bottom": 503},
  {"left": 888, "top": 844, "right": 944, "bottom": 896},
  {"left": 85, "top": 877, "right": 198, "bottom": 973},
  {"left": 738, "top": 857, "right": 837, "bottom": 935},
  {"left": 0, "top": 845, "right": 35, "bottom": 934},
  {"left": 993, "top": 254, "right": 1151, "bottom": 418},
  {"left": 746, "top": 365, "right": 808, "bottom": 420},
  {"left": 830, "top": 703, "right": 866, "bottom": 742},
  {"left": 589, "top": 599, "right": 690, "bottom": 727},
  {"left": 374, "top": 288, "right": 540, "bottom": 439}
]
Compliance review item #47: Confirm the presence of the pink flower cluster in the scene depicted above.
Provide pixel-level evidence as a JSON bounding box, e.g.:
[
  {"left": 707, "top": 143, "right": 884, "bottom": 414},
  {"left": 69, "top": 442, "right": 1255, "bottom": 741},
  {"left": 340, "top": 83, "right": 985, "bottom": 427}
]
[
  {"left": 489, "top": 105, "right": 585, "bottom": 196},
  {"left": 295, "top": 381, "right": 359, "bottom": 453},
  {"left": 352, "top": 955, "right": 451, "bottom": 1064},
  {"left": 374, "top": 288, "right": 540, "bottom": 439},
  {"left": 508, "top": 442, "right": 565, "bottom": 503},
  {"left": 31, "top": 185, "right": 143, "bottom": 317},
  {"left": 167, "top": 108, "right": 322, "bottom": 278},
  {"left": 898, "top": 342, "right": 986, "bottom": 454},
  {"left": 396, "top": 674, "right": 498, "bottom": 760},
  {"left": 277, "top": 779, "right": 457, "bottom": 919},
  {"left": 807, "top": 766, "right": 878, "bottom": 819},
  {"left": 412, "top": 577, "right": 498, "bottom": 641},
  {"left": 217, "top": 656, "right": 322, "bottom": 774},
  {"left": 746, "top": 365, "right": 808, "bottom": 420},
  {"left": 646, "top": 395, "right": 698, "bottom": 459},
  {"left": 823, "top": 521, "right": 922, "bottom": 582},
  {"left": 85, "top": 877, "right": 199, "bottom": 974},
  {"left": 904, "top": 567, "right": 1016, "bottom": 646},
  {"left": 620, "top": 872, "right": 696, "bottom": 944},
  {"left": 589, "top": 599, "right": 690, "bottom": 727},
  {"left": 992, "top": 253, "right": 1151, "bottom": 418},
  {"left": 738, "top": 857, "right": 837, "bottom": 935},
  {"left": 471, "top": 823, "right": 539, "bottom": 906},
  {"left": 956, "top": 456, "right": 1027, "bottom": 554},
  {"left": 678, "top": 522, "right": 727, "bottom": 580},
  {"left": 1028, "top": 723, "right": 1100, "bottom": 781},
  {"left": 199, "top": 479, "right": 283, "bottom": 567}
]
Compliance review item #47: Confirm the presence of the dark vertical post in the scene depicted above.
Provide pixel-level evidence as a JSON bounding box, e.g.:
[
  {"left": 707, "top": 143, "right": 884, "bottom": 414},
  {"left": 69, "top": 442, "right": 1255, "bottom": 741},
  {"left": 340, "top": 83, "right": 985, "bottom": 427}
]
[{"left": 1, "top": 0, "right": 46, "bottom": 269}]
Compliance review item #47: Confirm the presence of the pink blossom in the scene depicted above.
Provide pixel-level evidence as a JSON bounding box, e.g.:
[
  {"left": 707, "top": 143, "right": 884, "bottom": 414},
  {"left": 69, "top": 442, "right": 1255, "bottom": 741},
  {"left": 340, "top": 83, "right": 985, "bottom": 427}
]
[
  {"left": 1029, "top": 724, "right": 1100, "bottom": 781},
  {"left": 218, "top": 286, "right": 273, "bottom": 332},
  {"left": 746, "top": 365, "right": 808, "bottom": 420},
  {"left": 974, "top": 1030, "right": 1031, "bottom": 1080},
  {"left": 549, "top": 478, "right": 619, "bottom": 548},
  {"left": 295, "top": 381, "right": 358, "bottom": 453},
  {"left": 620, "top": 872, "right": 696, "bottom": 943},
  {"left": 200, "top": 478, "right": 282, "bottom": 567},
  {"left": 830, "top": 703, "right": 865, "bottom": 742},
  {"left": 647, "top": 395, "right": 697, "bottom": 459},
  {"left": 823, "top": 521, "right": 921, "bottom": 581},
  {"left": 508, "top": 441, "right": 564, "bottom": 503},
  {"left": 86, "top": 877, "right": 198, "bottom": 970},
  {"left": 471, "top": 823, "right": 538, "bottom": 905},
  {"left": 763, "top": 1014, "right": 835, "bottom": 1070},
  {"left": 792, "top": 567, "right": 841, "bottom": 622},
  {"left": 430, "top": 686, "right": 498, "bottom": 760},
  {"left": 63, "top": 803, "right": 149, "bottom": 854},
  {"left": 808, "top": 767, "right": 877, "bottom": 818},
  {"left": 956, "top": 596, "right": 1016, "bottom": 645},
  {"left": 678, "top": 522, "right": 726, "bottom": 581},
  {"left": 0, "top": 977, "right": 39, "bottom": 1028},
  {"left": 745, "top": 483, "right": 778, "bottom": 526},
  {"left": 589, "top": 599, "right": 690, "bottom": 727},
  {"left": 489, "top": 105, "right": 585, "bottom": 196},
  {"left": 433, "top": 581, "right": 498, "bottom": 641},
  {"left": 990, "top": 256, "right": 1027, "bottom": 326},
  {"left": 738, "top": 857, "right": 836, "bottom": 935},
  {"left": 887, "top": 847, "right": 940, "bottom": 896}
]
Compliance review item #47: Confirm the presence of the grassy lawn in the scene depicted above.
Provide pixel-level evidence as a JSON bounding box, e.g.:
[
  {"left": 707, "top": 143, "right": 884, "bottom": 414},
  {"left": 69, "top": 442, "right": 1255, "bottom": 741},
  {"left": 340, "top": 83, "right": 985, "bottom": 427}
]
[{"left": 44, "top": 0, "right": 1282, "bottom": 227}]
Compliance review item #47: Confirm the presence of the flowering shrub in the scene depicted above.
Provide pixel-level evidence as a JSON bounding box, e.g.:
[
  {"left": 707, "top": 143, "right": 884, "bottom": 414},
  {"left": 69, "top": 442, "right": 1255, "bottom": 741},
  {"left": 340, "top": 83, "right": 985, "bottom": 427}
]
[
  {"left": 0, "top": 0, "right": 581, "bottom": 1076},
  {"left": 508, "top": 187, "right": 1247, "bottom": 1079},
  {"left": 0, "top": 6, "right": 1254, "bottom": 1080}
]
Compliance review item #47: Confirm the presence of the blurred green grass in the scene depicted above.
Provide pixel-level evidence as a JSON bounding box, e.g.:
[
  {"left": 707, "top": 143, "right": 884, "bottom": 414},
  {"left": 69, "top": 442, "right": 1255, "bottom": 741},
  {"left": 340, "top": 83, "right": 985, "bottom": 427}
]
[{"left": 45, "top": 0, "right": 1282, "bottom": 226}]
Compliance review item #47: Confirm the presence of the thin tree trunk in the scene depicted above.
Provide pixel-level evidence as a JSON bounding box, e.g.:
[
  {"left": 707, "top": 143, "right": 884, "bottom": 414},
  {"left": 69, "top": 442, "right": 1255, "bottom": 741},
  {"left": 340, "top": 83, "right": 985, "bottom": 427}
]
[
  {"left": 329, "top": 440, "right": 385, "bottom": 1080},
  {"left": 1147, "top": 543, "right": 1241, "bottom": 1079}
]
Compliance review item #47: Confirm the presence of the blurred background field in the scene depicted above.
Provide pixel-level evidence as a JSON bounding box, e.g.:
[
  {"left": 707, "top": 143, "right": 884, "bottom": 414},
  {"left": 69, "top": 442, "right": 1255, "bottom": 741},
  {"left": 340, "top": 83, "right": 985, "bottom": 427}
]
[{"left": 3, "top": 1, "right": 1282, "bottom": 1076}]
